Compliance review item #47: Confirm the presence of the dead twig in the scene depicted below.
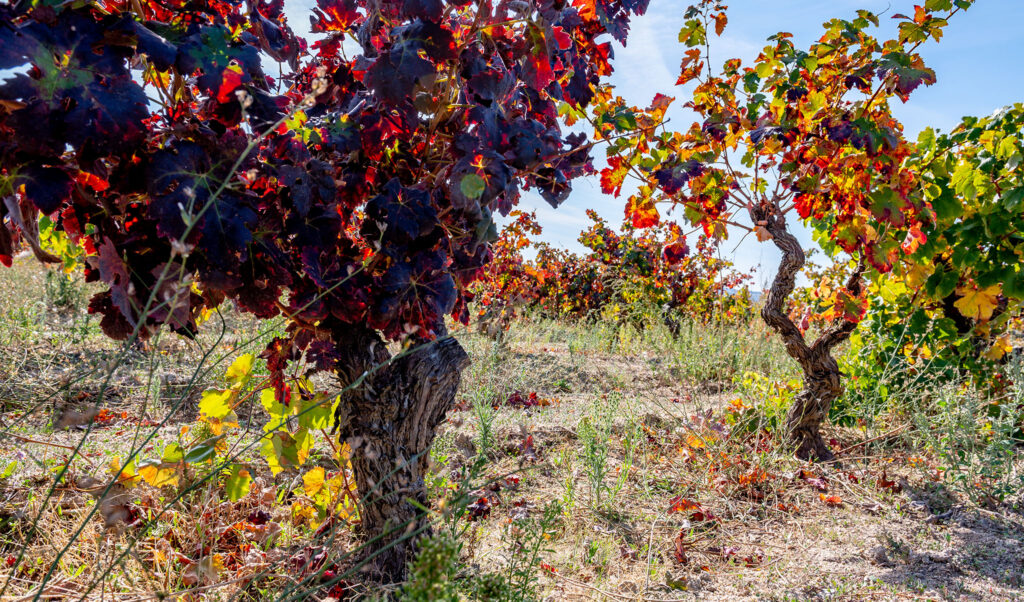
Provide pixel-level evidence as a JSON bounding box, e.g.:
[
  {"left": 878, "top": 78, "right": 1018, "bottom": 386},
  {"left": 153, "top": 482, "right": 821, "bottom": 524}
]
[{"left": 838, "top": 424, "right": 913, "bottom": 455}]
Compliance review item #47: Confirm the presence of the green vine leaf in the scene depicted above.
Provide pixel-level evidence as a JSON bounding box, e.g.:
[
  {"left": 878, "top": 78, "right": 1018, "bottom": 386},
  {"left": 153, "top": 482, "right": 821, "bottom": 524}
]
[{"left": 224, "top": 464, "right": 252, "bottom": 502}]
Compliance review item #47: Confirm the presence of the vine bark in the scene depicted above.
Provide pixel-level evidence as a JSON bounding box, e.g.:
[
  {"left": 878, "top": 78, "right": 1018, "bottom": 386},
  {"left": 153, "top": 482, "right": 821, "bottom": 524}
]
[
  {"left": 332, "top": 326, "right": 469, "bottom": 582},
  {"left": 756, "top": 207, "right": 863, "bottom": 461}
]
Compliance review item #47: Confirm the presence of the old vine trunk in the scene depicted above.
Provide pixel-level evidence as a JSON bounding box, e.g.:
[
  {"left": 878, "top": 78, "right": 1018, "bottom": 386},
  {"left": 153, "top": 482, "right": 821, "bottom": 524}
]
[
  {"left": 757, "top": 209, "right": 863, "bottom": 461},
  {"left": 332, "top": 326, "right": 469, "bottom": 582}
]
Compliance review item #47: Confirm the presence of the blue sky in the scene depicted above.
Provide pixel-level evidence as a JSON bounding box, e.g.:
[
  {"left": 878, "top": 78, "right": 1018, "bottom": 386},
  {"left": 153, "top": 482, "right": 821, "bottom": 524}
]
[
  {"left": 243, "top": 1, "right": 1022, "bottom": 288},
  {"left": 503, "top": 0, "right": 1024, "bottom": 289}
]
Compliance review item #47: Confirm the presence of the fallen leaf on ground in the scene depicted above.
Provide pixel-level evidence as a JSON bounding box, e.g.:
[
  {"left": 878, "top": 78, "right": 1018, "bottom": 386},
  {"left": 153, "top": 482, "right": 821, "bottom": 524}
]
[
  {"left": 877, "top": 470, "right": 902, "bottom": 494},
  {"left": 819, "top": 493, "right": 842, "bottom": 507}
]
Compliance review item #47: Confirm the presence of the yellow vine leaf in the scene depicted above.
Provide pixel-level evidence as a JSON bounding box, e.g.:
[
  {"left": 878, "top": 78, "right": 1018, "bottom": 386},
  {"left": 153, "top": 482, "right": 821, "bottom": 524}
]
[
  {"left": 261, "top": 434, "right": 284, "bottom": 476},
  {"left": 206, "top": 411, "right": 240, "bottom": 437},
  {"left": 224, "top": 353, "right": 254, "bottom": 386},
  {"left": 953, "top": 284, "right": 1001, "bottom": 321},
  {"left": 224, "top": 464, "right": 251, "bottom": 501},
  {"left": 108, "top": 456, "right": 139, "bottom": 488},
  {"left": 335, "top": 441, "right": 355, "bottom": 471},
  {"left": 685, "top": 433, "right": 706, "bottom": 449},
  {"left": 138, "top": 463, "right": 179, "bottom": 488},
  {"left": 199, "top": 389, "right": 233, "bottom": 420},
  {"left": 984, "top": 335, "right": 1013, "bottom": 361},
  {"left": 291, "top": 500, "right": 318, "bottom": 528},
  {"left": 904, "top": 262, "right": 932, "bottom": 290},
  {"left": 303, "top": 466, "right": 326, "bottom": 497}
]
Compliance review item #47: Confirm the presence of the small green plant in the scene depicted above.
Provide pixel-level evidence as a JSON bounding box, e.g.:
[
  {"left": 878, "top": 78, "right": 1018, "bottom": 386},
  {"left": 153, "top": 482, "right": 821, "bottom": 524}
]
[
  {"left": 426, "top": 424, "right": 497, "bottom": 583},
  {"left": 578, "top": 418, "right": 608, "bottom": 507},
  {"left": 469, "top": 501, "right": 562, "bottom": 602},
  {"left": 43, "top": 270, "right": 84, "bottom": 313},
  {"left": 728, "top": 371, "right": 799, "bottom": 434},
  {"left": 581, "top": 537, "right": 613, "bottom": 574},
  {"left": 879, "top": 531, "right": 911, "bottom": 563},
  {"left": 400, "top": 533, "right": 461, "bottom": 602},
  {"left": 611, "top": 420, "right": 642, "bottom": 502},
  {"left": 910, "top": 380, "right": 1024, "bottom": 506},
  {"left": 578, "top": 394, "right": 620, "bottom": 508},
  {"left": 556, "top": 448, "right": 577, "bottom": 517},
  {"left": 471, "top": 386, "right": 498, "bottom": 459}
]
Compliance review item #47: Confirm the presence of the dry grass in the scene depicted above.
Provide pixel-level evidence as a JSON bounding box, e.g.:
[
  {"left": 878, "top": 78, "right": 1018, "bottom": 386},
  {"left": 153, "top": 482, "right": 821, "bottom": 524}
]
[
  {"left": 1, "top": 256, "right": 1023, "bottom": 601},
  {"left": 442, "top": 323, "right": 1024, "bottom": 601}
]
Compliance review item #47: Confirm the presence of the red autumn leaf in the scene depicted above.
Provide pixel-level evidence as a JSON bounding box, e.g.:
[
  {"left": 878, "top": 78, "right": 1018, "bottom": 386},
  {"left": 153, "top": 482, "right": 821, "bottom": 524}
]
[
  {"left": 690, "top": 509, "right": 717, "bottom": 522},
  {"left": 667, "top": 495, "right": 700, "bottom": 514},
  {"left": 76, "top": 171, "right": 109, "bottom": 192},
  {"left": 625, "top": 194, "right": 659, "bottom": 228},
  {"left": 901, "top": 225, "right": 926, "bottom": 254},
  {"left": 662, "top": 240, "right": 688, "bottom": 264},
  {"left": 504, "top": 390, "right": 526, "bottom": 407},
  {"left": 467, "top": 497, "right": 492, "bottom": 520},
  {"left": 648, "top": 93, "right": 675, "bottom": 112},
  {"left": 572, "top": 0, "right": 597, "bottom": 21},
  {"left": 524, "top": 53, "right": 555, "bottom": 91},
  {"left": 797, "top": 469, "right": 829, "bottom": 492},
  {"left": 673, "top": 530, "right": 691, "bottom": 564},
  {"left": 877, "top": 470, "right": 902, "bottom": 494},
  {"left": 518, "top": 435, "right": 538, "bottom": 461},
  {"left": 600, "top": 156, "right": 629, "bottom": 197},
  {"left": 713, "top": 12, "right": 728, "bottom": 36},
  {"left": 677, "top": 48, "right": 704, "bottom": 85},
  {"left": 821, "top": 288, "right": 868, "bottom": 324},
  {"left": 504, "top": 390, "right": 550, "bottom": 409},
  {"left": 819, "top": 493, "right": 842, "bottom": 507},
  {"left": 327, "top": 578, "right": 355, "bottom": 599},
  {"left": 551, "top": 26, "right": 572, "bottom": 50},
  {"left": 216, "top": 62, "right": 246, "bottom": 104},
  {"left": 647, "top": 93, "right": 675, "bottom": 120},
  {"left": 743, "top": 549, "right": 764, "bottom": 567},
  {"left": 312, "top": 0, "right": 360, "bottom": 31},
  {"left": 913, "top": 5, "right": 928, "bottom": 24}
]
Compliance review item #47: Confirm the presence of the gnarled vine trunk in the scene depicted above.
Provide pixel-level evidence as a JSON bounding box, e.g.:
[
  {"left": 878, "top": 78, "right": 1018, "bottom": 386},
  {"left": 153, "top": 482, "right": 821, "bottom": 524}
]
[
  {"left": 332, "top": 326, "right": 469, "bottom": 583},
  {"left": 757, "top": 209, "right": 863, "bottom": 461}
]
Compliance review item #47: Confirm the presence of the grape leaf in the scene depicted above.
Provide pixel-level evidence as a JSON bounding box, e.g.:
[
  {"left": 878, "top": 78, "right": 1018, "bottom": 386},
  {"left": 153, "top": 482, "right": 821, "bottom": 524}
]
[
  {"left": 224, "top": 464, "right": 252, "bottom": 501},
  {"left": 953, "top": 284, "right": 1001, "bottom": 321},
  {"left": 199, "top": 389, "right": 233, "bottom": 421},
  {"left": 225, "top": 353, "right": 255, "bottom": 386}
]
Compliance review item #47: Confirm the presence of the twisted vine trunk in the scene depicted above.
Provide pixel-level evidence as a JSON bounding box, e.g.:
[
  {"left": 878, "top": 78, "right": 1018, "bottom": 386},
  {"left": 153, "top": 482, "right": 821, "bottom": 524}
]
[
  {"left": 332, "top": 326, "right": 469, "bottom": 583},
  {"left": 757, "top": 209, "right": 863, "bottom": 461}
]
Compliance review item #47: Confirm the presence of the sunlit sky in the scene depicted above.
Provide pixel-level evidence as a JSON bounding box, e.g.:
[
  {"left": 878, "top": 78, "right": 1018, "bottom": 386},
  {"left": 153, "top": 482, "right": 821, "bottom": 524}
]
[
  {"left": 506, "top": 0, "right": 1024, "bottom": 290},
  {"left": 285, "top": 2, "right": 1022, "bottom": 289}
]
